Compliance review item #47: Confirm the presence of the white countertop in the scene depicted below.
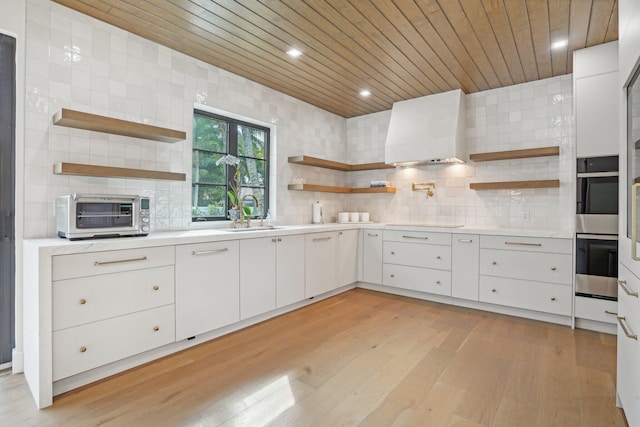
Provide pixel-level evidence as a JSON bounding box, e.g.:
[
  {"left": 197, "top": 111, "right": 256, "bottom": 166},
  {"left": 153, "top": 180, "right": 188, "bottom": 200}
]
[{"left": 24, "top": 222, "right": 573, "bottom": 255}]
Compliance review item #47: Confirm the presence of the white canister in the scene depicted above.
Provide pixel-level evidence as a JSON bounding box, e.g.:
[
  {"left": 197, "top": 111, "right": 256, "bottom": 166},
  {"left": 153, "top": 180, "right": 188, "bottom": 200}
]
[
  {"left": 349, "top": 212, "right": 360, "bottom": 222},
  {"left": 312, "top": 201, "right": 323, "bottom": 224},
  {"left": 338, "top": 212, "right": 349, "bottom": 223},
  {"left": 360, "top": 212, "right": 370, "bottom": 222}
]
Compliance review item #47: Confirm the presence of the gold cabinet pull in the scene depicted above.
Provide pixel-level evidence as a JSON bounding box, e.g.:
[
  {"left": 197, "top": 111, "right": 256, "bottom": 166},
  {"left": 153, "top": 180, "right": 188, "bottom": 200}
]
[
  {"left": 605, "top": 310, "right": 618, "bottom": 316},
  {"left": 402, "top": 235, "right": 428, "bottom": 240},
  {"left": 617, "top": 316, "right": 638, "bottom": 340},
  {"left": 367, "top": 233, "right": 379, "bottom": 237},
  {"left": 79, "top": 298, "right": 86, "bottom": 305},
  {"left": 618, "top": 279, "right": 639, "bottom": 297},
  {"left": 550, "top": 297, "right": 556, "bottom": 301},
  {"left": 390, "top": 274, "right": 395, "bottom": 278},
  {"left": 458, "top": 239, "right": 473, "bottom": 243},
  {"left": 79, "top": 346, "right": 87, "bottom": 353},
  {"left": 551, "top": 266, "right": 557, "bottom": 271},
  {"left": 491, "top": 288, "right": 497, "bottom": 293},
  {"left": 436, "top": 280, "right": 441, "bottom": 285},
  {"left": 504, "top": 241, "right": 542, "bottom": 247},
  {"left": 153, "top": 326, "right": 160, "bottom": 332},
  {"left": 94, "top": 256, "right": 147, "bottom": 266},
  {"left": 313, "top": 236, "right": 332, "bottom": 242},
  {"left": 277, "top": 238, "right": 282, "bottom": 242},
  {"left": 391, "top": 251, "right": 395, "bottom": 255},
  {"left": 492, "top": 261, "right": 497, "bottom": 265},
  {"left": 339, "top": 231, "right": 343, "bottom": 235},
  {"left": 272, "top": 238, "right": 277, "bottom": 242},
  {"left": 153, "top": 285, "right": 159, "bottom": 291},
  {"left": 192, "top": 248, "right": 229, "bottom": 256}
]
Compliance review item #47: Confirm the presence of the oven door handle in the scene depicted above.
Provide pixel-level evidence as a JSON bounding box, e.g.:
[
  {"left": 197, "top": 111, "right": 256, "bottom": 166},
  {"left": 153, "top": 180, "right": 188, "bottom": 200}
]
[{"left": 632, "top": 183, "right": 640, "bottom": 261}]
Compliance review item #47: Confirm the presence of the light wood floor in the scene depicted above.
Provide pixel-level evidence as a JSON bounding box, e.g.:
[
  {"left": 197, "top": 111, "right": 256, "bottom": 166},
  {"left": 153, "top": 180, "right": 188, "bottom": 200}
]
[{"left": 0, "top": 289, "right": 628, "bottom": 426}]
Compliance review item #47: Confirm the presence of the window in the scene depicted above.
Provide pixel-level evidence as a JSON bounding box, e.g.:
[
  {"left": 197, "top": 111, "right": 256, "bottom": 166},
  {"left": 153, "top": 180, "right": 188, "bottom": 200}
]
[{"left": 192, "top": 110, "right": 269, "bottom": 221}]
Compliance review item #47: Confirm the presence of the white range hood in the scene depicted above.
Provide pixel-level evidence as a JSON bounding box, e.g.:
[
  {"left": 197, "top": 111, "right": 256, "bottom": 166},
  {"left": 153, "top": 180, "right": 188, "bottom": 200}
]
[{"left": 385, "top": 89, "right": 466, "bottom": 165}]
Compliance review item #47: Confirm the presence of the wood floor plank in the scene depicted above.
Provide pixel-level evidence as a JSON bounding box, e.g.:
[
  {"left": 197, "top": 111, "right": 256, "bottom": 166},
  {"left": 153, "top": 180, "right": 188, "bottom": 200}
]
[{"left": 0, "top": 289, "right": 626, "bottom": 427}]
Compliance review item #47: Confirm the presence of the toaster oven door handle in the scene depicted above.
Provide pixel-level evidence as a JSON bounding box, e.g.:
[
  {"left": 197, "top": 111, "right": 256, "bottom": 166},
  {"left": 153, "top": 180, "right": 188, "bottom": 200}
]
[{"left": 94, "top": 256, "right": 148, "bottom": 266}]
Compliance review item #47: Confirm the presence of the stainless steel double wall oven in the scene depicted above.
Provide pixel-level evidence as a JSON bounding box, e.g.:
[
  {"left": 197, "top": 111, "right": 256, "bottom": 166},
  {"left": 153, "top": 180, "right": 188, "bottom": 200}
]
[{"left": 575, "top": 155, "right": 619, "bottom": 300}]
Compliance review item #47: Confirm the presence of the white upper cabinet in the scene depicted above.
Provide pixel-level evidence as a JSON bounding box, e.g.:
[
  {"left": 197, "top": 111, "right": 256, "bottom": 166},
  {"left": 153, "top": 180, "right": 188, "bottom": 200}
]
[{"left": 574, "top": 41, "right": 619, "bottom": 158}]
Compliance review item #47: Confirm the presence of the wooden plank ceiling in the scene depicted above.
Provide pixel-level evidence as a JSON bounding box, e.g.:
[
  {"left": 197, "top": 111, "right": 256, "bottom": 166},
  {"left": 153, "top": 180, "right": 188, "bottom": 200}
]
[{"left": 51, "top": 0, "right": 618, "bottom": 118}]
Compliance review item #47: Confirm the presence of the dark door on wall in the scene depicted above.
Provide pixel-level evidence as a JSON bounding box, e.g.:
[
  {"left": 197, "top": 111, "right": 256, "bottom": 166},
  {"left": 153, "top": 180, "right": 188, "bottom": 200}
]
[{"left": 0, "top": 33, "right": 16, "bottom": 365}]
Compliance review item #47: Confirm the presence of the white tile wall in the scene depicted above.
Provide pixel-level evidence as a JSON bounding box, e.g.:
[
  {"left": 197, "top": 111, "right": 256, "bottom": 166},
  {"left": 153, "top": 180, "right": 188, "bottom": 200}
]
[
  {"left": 23, "top": 0, "right": 347, "bottom": 237},
  {"left": 23, "top": 0, "right": 574, "bottom": 237},
  {"left": 345, "top": 75, "right": 575, "bottom": 231}
]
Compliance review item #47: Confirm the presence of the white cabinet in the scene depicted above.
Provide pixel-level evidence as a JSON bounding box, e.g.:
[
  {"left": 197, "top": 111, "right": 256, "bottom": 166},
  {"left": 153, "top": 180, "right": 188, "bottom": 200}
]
[
  {"left": 574, "top": 296, "right": 618, "bottom": 325},
  {"left": 362, "top": 229, "right": 383, "bottom": 284},
  {"left": 479, "top": 235, "right": 573, "bottom": 316},
  {"left": 337, "top": 229, "right": 359, "bottom": 287},
  {"left": 451, "top": 234, "right": 479, "bottom": 301},
  {"left": 617, "top": 264, "right": 640, "bottom": 427},
  {"left": 574, "top": 41, "right": 619, "bottom": 157},
  {"left": 305, "top": 231, "right": 337, "bottom": 297},
  {"left": 175, "top": 240, "right": 240, "bottom": 341},
  {"left": 275, "top": 235, "right": 305, "bottom": 308},
  {"left": 382, "top": 230, "right": 452, "bottom": 297},
  {"left": 51, "top": 247, "right": 176, "bottom": 381},
  {"left": 240, "top": 237, "right": 276, "bottom": 320}
]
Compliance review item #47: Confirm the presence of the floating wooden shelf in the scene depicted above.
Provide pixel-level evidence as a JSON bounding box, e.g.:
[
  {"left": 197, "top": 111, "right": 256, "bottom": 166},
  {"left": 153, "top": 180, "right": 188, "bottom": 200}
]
[
  {"left": 469, "top": 179, "right": 560, "bottom": 190},
  {"left": 53, "top": 108, "right": 186, "bottom": 143},
  {"left": 288, "top": 155, "right": 395, "bottom": 171},
  {"left": 54, "top": 162, "right": 186, "bottom": 181},
  {"left": 288, "top": 183, "right": 396, "bottom": 194},
  {"left": 469, "top": 146, "right": 560, "bottom": 162}
]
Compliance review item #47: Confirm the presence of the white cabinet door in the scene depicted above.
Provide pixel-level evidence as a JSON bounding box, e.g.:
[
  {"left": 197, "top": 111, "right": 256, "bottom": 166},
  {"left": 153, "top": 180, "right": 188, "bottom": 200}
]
[
  {"left": 276, "top": 234, "right": 305, "bottom": 308},
  {"left": 362, "top": 229, "right": 383, "bottom": 284},
  {"left": 617, "top": 300, "right": 640, "bottom": 427},
  {"left": 240, "top": 237, "right": 276, "bottom": 320},
  {"left": 576, "top": 72, "right": 619, "bottom": 157},
  {"left": 175, "top": 240, "right": 239, "bottom": 341},
  {"left": 337, "top": 229, "right": 359, "bottom": 287},
  {"left": 451, "top": 234, "right": 479, "bottom": 301},
  {"left": 305, "top": 232, "right": 337, "bottom": 297}
]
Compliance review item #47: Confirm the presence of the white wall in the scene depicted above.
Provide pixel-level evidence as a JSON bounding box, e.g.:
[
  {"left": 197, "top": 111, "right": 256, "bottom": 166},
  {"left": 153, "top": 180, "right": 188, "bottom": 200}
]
[
  {"left": 345, "top": 75, "right": 574, "bottom": 231},
  {"left": 23, "top": 0, "right": 347, "bottom": 238}
]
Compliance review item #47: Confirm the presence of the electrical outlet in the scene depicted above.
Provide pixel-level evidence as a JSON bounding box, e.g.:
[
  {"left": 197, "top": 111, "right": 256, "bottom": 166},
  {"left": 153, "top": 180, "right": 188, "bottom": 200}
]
[{"left": 522, "top": 210, "right": 530, "bottom": 221}]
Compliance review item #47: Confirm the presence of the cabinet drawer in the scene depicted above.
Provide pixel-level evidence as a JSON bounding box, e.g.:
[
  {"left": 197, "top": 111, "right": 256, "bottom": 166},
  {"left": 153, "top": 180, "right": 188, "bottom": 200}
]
[
  {"left": 53, "top": 246, "right": 174, "bottom": 281},
  {"left": 53, "top": 266, "right": 175, "bottom": 331},
  {"left": 574, "top": 296, "right": 618, "bottom": 324},
  {"left": 618, "top": 264, "right": 640, "bottom": 315},
  {"left": 383, "top": 230, "right": 451, "bottom": 245},
  {"left": 383, "top": 264, "right": 451, "bottom": 296},
  {"left": 383, "top": 241, "right": 451, "bottom": 270},
  {"left": 480, "top": 249, "right": 572, "bottom": 285},
  {"left": 479, "top": 276, "right": 571, "bottom": 316},
  {"left": 53, "top": 304, "right": 175, "bottom": 381},
  {"left": 480, "top": 235, "right": 572, "bottom": 254}
]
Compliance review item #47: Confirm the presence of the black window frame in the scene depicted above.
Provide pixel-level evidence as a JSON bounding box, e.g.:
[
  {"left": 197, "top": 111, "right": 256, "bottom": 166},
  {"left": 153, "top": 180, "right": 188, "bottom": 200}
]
[{"left": 192, "top": 109, "right": 270, "bottom": 222}]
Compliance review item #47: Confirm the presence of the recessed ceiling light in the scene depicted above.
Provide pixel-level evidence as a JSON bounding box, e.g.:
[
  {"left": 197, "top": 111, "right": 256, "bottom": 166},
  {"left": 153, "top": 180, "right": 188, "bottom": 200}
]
[
  {"left": 551, "top": 39, "right": 568, "bottom": 49},
  {"left": 360, "top": 90, "right": 371, "bottom": 97},
  {"left": 287, "top": 48, "right": 302, "bottom": 58}
]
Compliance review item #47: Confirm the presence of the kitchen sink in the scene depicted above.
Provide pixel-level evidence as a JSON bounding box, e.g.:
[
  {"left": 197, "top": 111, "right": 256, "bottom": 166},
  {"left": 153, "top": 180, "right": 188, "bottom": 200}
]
[{"left": 224, "top": 225, "right": 280, "bottom": 232}]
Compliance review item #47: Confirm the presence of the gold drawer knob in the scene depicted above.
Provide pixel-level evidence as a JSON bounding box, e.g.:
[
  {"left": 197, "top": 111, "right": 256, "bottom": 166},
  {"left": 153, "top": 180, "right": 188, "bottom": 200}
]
[
  {"left": 79, "top": 298, "right": 86, "bottom": 305},
  {"left": 390, "top": 274, "right": 395, "bottom": 278},
  {"left": 551, "top": 297, "right": 556, "bottom": 301},
  {"left": 79, "top": 346, "right": 87, "bottom": 353},
  {"left": 272, "top": 238, "right": 277, "bottom": 242},
  {"left": 436, "top": 281, "right": 441, "bottom": 285},
  {"left": 491, "top": 288, "right": 497, "bottom": 293},
  {"left": 153, "top": 285, "right": 159, "bottom": 291},
  {"left": 492, "top": 261, "right": 497, "bottom": 265},
  {"left": 391, "top": 251, "right": 395, "bottom": 255},
  {"left": 437, "top": 256, "right": 441, "bottom": 260},
  {"left": 551, "top": 267, "right": 557, "bottom": 271},
  {"left": 153, "top": 326, "right": 160, "bottom": 332}
]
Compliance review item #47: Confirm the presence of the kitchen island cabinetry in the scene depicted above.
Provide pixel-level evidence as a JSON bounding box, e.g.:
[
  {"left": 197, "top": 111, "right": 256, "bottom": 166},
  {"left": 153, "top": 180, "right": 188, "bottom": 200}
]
[
  {"left": 305, "top": 231, "right": 338, "bottom": 297},
  {"left": 337, "top": 229, "right": 359, "bottom": 287},
  {"left": 362, "top": 229, "right": 383, "bottom": 284},
  {"left": 479, "top": 235, "right": 573, "bottom": 316},
  {"left": 175, "top": 240, "right": 240, "bottom": 341},
  {"left": 382, "top": 230, "right": 452, "bottom": 296},
  {"left": 617, "top": 265, "right": 640, "bottom": 427},
  {"left": 451, "top": 234, "right": 479, "bottom": 301},
  {"left": 52, "top": 247, "right": 176, "bottom": 381}
]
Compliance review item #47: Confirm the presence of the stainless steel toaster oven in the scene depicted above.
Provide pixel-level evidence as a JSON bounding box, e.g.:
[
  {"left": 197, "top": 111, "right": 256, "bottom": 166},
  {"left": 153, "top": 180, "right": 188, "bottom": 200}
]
[{"left": 56, "top": 194, "right": 150, "bottom": 240}]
